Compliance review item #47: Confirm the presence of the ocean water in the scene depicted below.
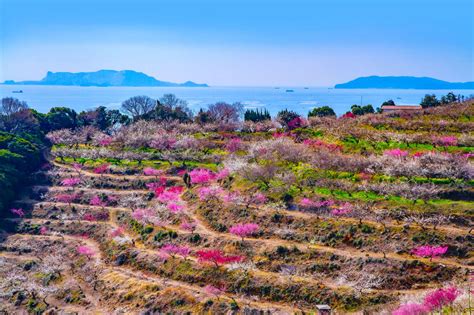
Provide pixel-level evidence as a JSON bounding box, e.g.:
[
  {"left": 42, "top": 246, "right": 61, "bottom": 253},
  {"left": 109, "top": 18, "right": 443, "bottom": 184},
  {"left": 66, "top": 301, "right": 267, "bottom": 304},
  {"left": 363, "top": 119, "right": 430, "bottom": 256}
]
[{"left": 1, "top": 85, "right": 473, "bottom": 116}]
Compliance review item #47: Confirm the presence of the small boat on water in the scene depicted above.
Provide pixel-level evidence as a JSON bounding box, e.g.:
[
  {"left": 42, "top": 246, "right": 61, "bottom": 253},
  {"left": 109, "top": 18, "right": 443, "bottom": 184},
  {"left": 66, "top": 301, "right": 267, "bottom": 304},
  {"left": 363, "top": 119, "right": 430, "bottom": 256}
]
[
  {"left": 304, "top": 87, "right": 309, "bottom": 89},
  {"left": 286, "top": 89, "right": 294, "bottom": 92},
  {"left": 12, "top": 90, "right": 23, "bottom": 93}
]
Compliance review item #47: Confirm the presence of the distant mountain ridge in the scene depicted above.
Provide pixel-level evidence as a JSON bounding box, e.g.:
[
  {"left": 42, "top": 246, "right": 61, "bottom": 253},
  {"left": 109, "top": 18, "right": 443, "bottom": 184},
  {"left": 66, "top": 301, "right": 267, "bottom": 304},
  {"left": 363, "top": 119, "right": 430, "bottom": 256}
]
[
  {"left": 334, "top": 76, "right": 474, "bottom": 89},
  {"left": 3, "top": 70, "right": 208, "bottom": 87}
]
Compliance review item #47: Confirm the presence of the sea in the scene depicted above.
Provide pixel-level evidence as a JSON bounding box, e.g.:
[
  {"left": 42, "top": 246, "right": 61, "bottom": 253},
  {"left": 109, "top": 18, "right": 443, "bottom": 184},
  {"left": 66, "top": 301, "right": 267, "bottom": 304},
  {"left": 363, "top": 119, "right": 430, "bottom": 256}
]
[{"left": 1, "top": 85, "right": 473, "bottom": 116}]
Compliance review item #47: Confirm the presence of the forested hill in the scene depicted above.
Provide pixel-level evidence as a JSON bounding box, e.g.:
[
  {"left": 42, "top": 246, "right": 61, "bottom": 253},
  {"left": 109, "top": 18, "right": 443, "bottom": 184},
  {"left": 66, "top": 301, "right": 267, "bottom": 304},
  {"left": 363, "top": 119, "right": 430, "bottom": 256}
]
[
  {"left": 3, "top": 70, "right": 208, "bottom": 87},
  {"left": 335, "top": 76, "right": 474, "bottom": 89}
]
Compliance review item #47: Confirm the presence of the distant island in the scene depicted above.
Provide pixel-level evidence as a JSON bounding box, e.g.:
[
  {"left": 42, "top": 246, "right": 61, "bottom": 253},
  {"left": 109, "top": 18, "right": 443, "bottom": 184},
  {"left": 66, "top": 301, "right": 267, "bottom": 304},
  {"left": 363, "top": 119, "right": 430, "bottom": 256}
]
[
  {"left": 334, "top": 76, "right": 474, "bottom": 89},
  {"left": 2, "top": 70, "right": 208, "bottom": 87}
]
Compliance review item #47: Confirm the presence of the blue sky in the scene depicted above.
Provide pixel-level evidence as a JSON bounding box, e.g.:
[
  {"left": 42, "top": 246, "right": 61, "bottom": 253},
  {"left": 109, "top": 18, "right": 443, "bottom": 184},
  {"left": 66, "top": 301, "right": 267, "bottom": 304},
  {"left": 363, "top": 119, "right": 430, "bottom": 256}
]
[{"left": 1, "top": 0, "right": 472, "bottom": 86}]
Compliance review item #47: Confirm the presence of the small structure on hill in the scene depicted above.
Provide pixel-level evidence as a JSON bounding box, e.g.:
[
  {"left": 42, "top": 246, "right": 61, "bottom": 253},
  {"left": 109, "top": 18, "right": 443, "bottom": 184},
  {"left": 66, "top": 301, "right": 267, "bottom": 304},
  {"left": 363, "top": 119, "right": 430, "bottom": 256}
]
[
  {"left": 381, "top": 104, "right": 422, "bottom": 113},
  {"left": 316, "top": 304, "right": 331, "bottom": 314}
]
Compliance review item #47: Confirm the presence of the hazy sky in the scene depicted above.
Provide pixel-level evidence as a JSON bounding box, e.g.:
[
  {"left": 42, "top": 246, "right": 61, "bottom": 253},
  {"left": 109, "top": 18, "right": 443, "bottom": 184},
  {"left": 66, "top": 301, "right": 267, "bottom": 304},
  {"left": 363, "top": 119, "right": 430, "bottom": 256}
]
[{"left": 1, "top": 0, "right": 473, "bottom": 86}]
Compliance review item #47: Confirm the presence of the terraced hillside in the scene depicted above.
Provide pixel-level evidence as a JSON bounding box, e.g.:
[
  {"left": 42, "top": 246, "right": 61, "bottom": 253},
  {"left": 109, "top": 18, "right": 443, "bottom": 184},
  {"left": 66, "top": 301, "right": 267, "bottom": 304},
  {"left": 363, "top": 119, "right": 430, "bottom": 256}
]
[{"left": 1, "top": 101, "right": 473, "bottom": 314}]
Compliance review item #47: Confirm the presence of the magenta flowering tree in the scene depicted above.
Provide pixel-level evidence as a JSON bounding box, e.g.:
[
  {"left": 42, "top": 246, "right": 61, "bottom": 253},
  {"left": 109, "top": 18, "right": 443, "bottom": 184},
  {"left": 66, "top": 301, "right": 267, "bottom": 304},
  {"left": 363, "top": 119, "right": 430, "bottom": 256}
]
[
  {"left": 160, "top": 244, "right": 191, "bottom": 259},
  {"left": 180, "top": 220, "right": 197, "bottom": 233},
  {"left": 90, "top": 195, "right": 107, "bottom": 209},
  {"left": 384, "top": 148, "right": 409, "bottom": 158},
  {"left": 423, "top": 286, "right": 460, "bottom": 311},
  {"left": 55, "top": 193, "right": 78, "bottom": 207},
  {"left": 77, "top": 245, "right": 95, "bottom": 259},
  {"left": 215, "top": 168, "right": 230, "bottom": 181},
  {"left": 197, "top": 186, "right": 224, "bottom": 201},
  {"left": 393, "top": 286, "right": 460, "bottom": 315},
  {"left": 39, "top": 226, "right": 48, "bottom": 235},
  {"left": 225, "top": 138, "right": 243, "bottom": 153},
  {"left": 110, "top": 226, "right": 125, "bottom": 238},
  {"left": 229, "top": 223, "right": 259, "bottom": 241},
  {"left": 251, "top": 192, "right": 267, "bottom": 205},
  {"left": 331, "top": 202, "right": 353, "bottom": 216},
  {"left": 411, "top": 245, "right": 448, "bottom": 261},
  {"left": 189, "top": 168, "right": 216, "bottom": 185},
  {"left": 143, "top": 167, "right": 162, "bottom": 178},
  {"left": 167, "top": 202, "right": 184, "bottom": 214},
  {"left": 10, "top": 208, "right": 25, "bottom": 218},
  {"left": 434, "top": 135, "right": 458, "bottom": 147},
  {"left": 61, "top": 177, "right": 81, "bottom": 189},
  {"left": 98, "top": 137, "right": 113, "bottom": 146},
  {"left": 93, "top": 163, "right": 110, "bottom": 175},
  {"left": 196, "top": 249, "right": 244, "bottom": 268}
]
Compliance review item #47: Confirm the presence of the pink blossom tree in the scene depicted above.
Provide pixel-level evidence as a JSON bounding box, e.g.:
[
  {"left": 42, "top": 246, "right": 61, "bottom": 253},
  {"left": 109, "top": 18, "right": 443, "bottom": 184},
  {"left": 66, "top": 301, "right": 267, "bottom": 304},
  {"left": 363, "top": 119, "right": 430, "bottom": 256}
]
[
  {"left": 110, "top": 226, "right": 125, "bottom": 238},
  {"left": 61, "top": 177, "right": 81, "bottom": 190},
  {"left": 189, "top": 168, "right": 216, "bottom": 185},
  {"left": 196, "top": 249, "right": 244, "bottom": 268},
  {"left": 93, "top": 163, "right": 110, "bottom": 175},
  {"left": 225, "top": 138, "right": 243, "bottom": 153},
  {"left": 90, "top": 195, "right": 107, "bottom": 209},
  {"left": 411, "top": 245, "right": 448, "bottom": 261},
  {"left": 77, "top": 245, "right": 95, "bottom": 259},
  {"left": 384, "top": 148, "right": 409, "bottom": 158},
  {"left": 10, "top": 208, "right": 25, "bottom": 218},
  {"left": 160, "top": 244, "right": 191, "bottom": 259},
  {"left": 55, "top": 193, "right": 78, "bottom": 207},
  {"left": 143, "top": 167, "right": 163, "bottom": 179},
  {"left": 180, "top": 220, "right": 197, "bottom": 234},
  {"left": 229, "top": 223, "right": 260, "bottom": 241},
  {"left": 423, "top": 286, "right": 459, "bottom": 311}
]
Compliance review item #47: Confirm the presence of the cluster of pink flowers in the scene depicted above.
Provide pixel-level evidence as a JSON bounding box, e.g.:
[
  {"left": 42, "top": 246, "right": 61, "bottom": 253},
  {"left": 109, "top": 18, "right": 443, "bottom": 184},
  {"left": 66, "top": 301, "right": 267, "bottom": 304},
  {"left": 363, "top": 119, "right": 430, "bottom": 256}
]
[
  {"left": 146, "top": 179, "right": 168, "bottom": 191},
  {"left": 99, "top": 137, "right": 113, "bottom": 146},
  {"left": 55, "top": 193, "right": 79, "bottom": 205},
  {"left": 143, "top": 167, "right": 163, "bottom": 177},
  {"left": 251, "top": 192, "right": 267, "bottom": 205},
  {"left": 197, "top": 186, "right": 224, "bottom": 201},
  {"left": 180, "top": 220, "right": 197, "bottom": 233},
  {"left": 340, "top": 112, "right": 356, "bottom": 119},
  {"left": 131, "top": 208, "right": 156, "bottom": 224},
  {"left": 10, "top": 208, "right": 25, "bottom": 218},
  {"left": 61, "top": 177, "right": 81, "bottom": 187},
  {"left": 160, "top": 244, "right": 191, "bottom": 259},
  {"left": 303, "top": 139, "right": 342, "bottom": 152},
  {"left": 93, "top": 163, "right": 110, "bottom": 174},
  {"left": 83, "top": 211, "right": 109, "bottom": 222},
  {"left": 189, "top": 168, "right": 216, "bottom": 184},
  {"left": 77, "top": 245, "right": 95, "bottom": 258},
  {"left": 434, "top": 135, "right": 458, "bottom": 147},
  {"left": 229, "top": 223, "right": 259, "bottom": 240},
  {"left": 39, "top": 226, "right": 48, "bottom": 235},
  {"left": 287, "top": 117, "right": 307, "bottom": 130},
  {"left": 225, "top": 138, "right": 243, "bottom": 153},
  {"left": 110, "top": 226, "right": 125, "bottom": 238},
  {"left": 150, "top": 137, "right": 176, "bottom": 150},
  {"left": 411, "top": 245, "right": 448, "bottom": 260},
  {"left": 384, "top": 148, "right": 409, "bottom": 158},
  {"left": 299, "top": 198, "right": 334, "bottom": 209},
  {"left": 167, "top": 202, "right": 185, "bottom": 214},
  {"left": 90, "top": 195, "right": 108, "bottom": 208},
  {"left": 393, "top": 286, "right": 459, "bottom": 315},
  {"left": 331, "top": 202, "right": 353, "bottom": 216},
  {"left": 222, "top": 191, "right": 241, "bottom": 203},
  {"left": 215, "top": 168, "right": 230, "bottom": 181},
  {"left": 196, "top": 249, "right": 244, "bottom": 267}
]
